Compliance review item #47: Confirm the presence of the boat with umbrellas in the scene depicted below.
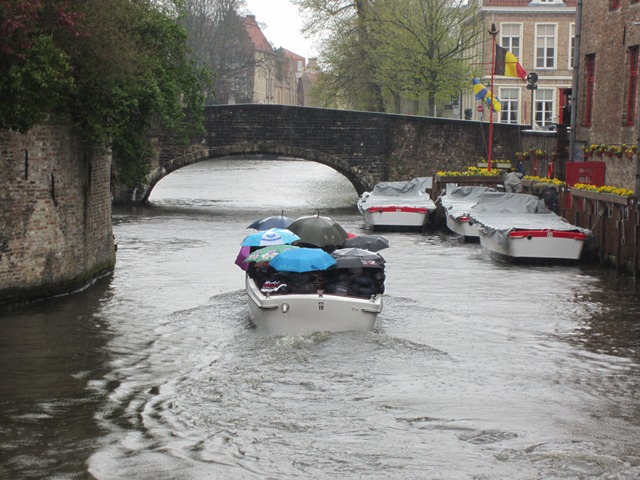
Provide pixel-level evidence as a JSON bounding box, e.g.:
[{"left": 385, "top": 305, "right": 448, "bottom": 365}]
[
  {"left": 239, "top": 215, "right": 386, "bottom": 335},
  {"left": 357, "top": 177, "right": 436, "bottom": 230}
]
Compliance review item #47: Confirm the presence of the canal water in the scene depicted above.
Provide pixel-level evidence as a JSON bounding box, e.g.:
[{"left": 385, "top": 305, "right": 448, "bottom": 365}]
[{"left": 1, "top": 158, "right": 640, "bottom": 479}]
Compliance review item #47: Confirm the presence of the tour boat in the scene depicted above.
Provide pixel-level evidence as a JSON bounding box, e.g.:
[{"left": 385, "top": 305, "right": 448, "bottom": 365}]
[
  {"left": 357, "top": 177, "right": 436, "bottom": 230},
  {"left": 439, "top": 186, "right": 499, "bottom": 239},
  {"left": 469, "top": 194, "right": 592, "bottom": 262},
  {"left": 245, "top": 275, "right": 383, "bottom": 335}
]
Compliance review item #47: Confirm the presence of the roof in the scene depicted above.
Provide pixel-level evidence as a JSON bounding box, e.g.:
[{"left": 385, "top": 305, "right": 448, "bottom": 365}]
[{"left": 242, "top": 15, "right": 273, "bottom": 53}]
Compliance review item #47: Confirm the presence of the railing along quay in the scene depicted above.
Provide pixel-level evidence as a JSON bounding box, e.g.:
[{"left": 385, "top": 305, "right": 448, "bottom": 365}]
[{"left": 431, "top": 176, "right": 640, "bottom": 276}]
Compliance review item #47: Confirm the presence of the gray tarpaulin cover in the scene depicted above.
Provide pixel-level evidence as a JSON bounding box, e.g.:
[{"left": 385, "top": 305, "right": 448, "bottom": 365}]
[
  {"left": 358, "top": 177, "right": 436, "bottom": 211},
  {"left": 440, "top": 186, "right": 497, "bottom": 219},
  {"left": 469, "top": 193, "right": 591, "bottom": 246}
]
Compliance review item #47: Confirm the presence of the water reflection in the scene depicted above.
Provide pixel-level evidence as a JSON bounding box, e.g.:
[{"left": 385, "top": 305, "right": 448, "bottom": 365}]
[{"left": 0, "top": 276, "right": 114, "bottom": 478}]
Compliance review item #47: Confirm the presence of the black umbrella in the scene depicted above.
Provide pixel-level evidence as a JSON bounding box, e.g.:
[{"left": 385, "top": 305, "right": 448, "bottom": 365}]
[
  {"left": 343, "top": 234, "right": 390, "bottom": 252},
  {"left": 247, "top": 212, "right": 294, "bottom": 230},
  {"left": 287, "top": 214, "right": 349, "bottom": 248},
  {"left": 330, "top": 248, "right": 385, "bottom": 269}
]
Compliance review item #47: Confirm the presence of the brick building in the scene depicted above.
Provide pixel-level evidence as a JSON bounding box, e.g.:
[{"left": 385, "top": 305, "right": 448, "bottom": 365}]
[
  {"left": 242, "top": 15, "right": 317, "bottom": 106},
  {"left": 574, "top": 0, "right": 640, "bottom": 148},
  {"left": 465, "top": 0, "right": 576, "bottom": 128}
]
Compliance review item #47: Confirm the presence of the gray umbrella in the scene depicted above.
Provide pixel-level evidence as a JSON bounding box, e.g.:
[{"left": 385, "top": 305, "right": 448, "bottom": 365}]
[
  {"left": 287, "top": 214, "right": 349, "bottom": 248},
  {"left": 330, "top": 248, "right": 385, "bottom": 269},
  {"left": 343, "top": 234, "right": 390, "bottom": 252}
]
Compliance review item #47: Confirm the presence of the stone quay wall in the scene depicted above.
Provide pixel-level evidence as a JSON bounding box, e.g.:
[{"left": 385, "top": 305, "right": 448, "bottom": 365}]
[{"left": 0, "top": 125, "right": 116, "bottom": 307}]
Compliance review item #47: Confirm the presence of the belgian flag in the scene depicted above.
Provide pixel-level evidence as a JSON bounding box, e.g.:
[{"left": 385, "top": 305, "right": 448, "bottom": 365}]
[{"left": 494, "top": 45, "right": 527, "bottom": 82}]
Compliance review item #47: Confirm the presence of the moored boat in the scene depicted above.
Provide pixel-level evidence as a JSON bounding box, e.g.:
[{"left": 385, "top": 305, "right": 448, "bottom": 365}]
[
  {"left": 357, "top": 177, "right": 436, "bottom": 230},
  {"left": 469, "top": 193, "right": 592, "bottom": 262},
  {"left": 439, "top": 185, "right": 498, "bottom": 239}
]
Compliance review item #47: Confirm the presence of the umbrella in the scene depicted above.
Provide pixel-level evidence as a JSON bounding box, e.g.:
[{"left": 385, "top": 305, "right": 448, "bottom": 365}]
[
  {"left": 234, "top": 245, "right": 252, "bottom": 271},
  {"left": 343, "top": 234, "right": 390, "bottom": 252},
  {"left": 244, "top": 244, "right": 299, "bottom": 263},
  {"left": 287, "top": 214, "right": 349, "bottom": 248},
  {"left": 472, "top": 78, "right": 501, "bottom": 112},
  {"left": 247, "top": 212, "right": 294, "bottom": 230},
  {"left": 330, "top": 248, "right": 385, "bottom": 269},
  {"left": 241, "top": 228, "right": 300, "bottom": 247},
  {"left": 269, "top": 247, "right": 337, "bottom": 273}
]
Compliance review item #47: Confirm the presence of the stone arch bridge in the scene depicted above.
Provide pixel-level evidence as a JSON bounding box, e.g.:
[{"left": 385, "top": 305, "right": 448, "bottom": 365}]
[{"left": 112, "top": 104, "right": 525, "bottom": 205}]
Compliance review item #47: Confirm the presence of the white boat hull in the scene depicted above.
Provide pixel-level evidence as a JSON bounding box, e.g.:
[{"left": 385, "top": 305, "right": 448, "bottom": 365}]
[
  {"left": 478, "top": 228, "right": 587, "bottom": 261},
  {"left": 445, "top": 215, "right": 479, "bottom": 238},
  {"left": 245, "top": 276, "right": 382, "bottom": 335},
  {"left": 363, "top": 207, "right": 430, "bottom": 228}
]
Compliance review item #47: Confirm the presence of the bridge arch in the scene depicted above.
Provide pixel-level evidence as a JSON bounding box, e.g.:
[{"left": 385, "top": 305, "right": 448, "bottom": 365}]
[
  {"left": 139, "top": 143, "right": 369, "bottom": 204},
  {"left": 112, "top": 104, "right": 526, "bottom": 205}
]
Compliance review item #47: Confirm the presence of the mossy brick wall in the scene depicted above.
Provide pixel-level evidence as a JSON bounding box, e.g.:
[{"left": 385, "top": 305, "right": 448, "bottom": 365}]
[
  {"left": 126, "top": 105, "right": 522, "bottom": 204},
  {"left": 0, "top": 125, "right": 116, "bottom": 307}
]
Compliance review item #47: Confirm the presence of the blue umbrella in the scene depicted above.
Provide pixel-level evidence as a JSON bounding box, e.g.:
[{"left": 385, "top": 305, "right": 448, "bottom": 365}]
[
  {"left": 241, "top": 228, "right": 300, "bottom": 247},
  {"left": 269, "top": 247, "right": 337, "bottom": 273}
]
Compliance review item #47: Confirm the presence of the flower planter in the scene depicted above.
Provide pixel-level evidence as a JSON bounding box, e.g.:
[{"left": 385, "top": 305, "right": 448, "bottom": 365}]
[
  {"left": 477, "top": 162, "right": 511, "bottom": 169},
  {"left": 570, "top": 188, "right": 632, "bottom": 206},
  {"left": 435, "top": 175, "right": 502, "bottom": 184}
]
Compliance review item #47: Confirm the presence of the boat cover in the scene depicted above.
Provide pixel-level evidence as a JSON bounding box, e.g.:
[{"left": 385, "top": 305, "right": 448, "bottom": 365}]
[
  {"left": 440, "top": 186, "right": 497, "bottom": 218},
  {"left": 470, "top": 193, "right": 591, "bottom": 246},
  {"left": 359, "top": 177, "right": 436, "bottom": 210}
]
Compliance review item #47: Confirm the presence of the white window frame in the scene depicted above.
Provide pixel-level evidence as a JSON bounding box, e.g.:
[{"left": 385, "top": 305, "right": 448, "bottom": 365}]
[
  {"left": 568, "top": 23, "right": 575, "bottom": 69},
  {"left": 535, "top": 23, "right": 557, "bottom": 70},
  {"left": 499, "top": 87, "right": 521, "bottom": 124},
  {"left": 534, "top": 88, "right": 556, "bottom": 127},
  {"left": 500, "top": 23, "right": 523, "bottom": 61}
]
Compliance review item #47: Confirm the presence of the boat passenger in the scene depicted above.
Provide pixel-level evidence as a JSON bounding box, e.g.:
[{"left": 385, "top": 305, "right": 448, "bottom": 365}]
[{"left": 504, "top": 168, "right": 523, "bottom": 193}]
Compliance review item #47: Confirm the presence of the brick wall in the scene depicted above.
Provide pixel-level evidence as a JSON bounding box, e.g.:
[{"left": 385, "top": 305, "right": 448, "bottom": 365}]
[
  {"left": 115, "top": 104, "right": 524, "bottom": 204},
  {"left": 0, "top": 125, "right": 116, "bottom": 307}
]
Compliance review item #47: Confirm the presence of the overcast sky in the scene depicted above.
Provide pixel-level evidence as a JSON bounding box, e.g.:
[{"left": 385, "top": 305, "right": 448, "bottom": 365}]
[{"left": 243, "top": 0, "right": 318, "bottom": 58}]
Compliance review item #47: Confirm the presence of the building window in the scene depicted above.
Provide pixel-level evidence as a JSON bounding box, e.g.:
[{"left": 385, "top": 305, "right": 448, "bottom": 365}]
[
  {"left": 609, "top": 0, "right": 621, "bottom": 10},
  {"left": 500, "top": 23, "right": 522, "bottom": 60},
  {"left": 500, "top": 88, "right": 520, "bottom": 124},
  {"left": 536, "top": 24, "right": 556, "bottom": 69},
  {"left": 584, "top": 54, "right": 595, "bottom": 127},
  {"left": 535, "top": 89, "right": 555, "bottom": 127},
  {"left": 627, "top": 46, "right": 639, "bottom": 126},
  {"left": 569, "top": 24, "right": 575, "bottom": 69}
]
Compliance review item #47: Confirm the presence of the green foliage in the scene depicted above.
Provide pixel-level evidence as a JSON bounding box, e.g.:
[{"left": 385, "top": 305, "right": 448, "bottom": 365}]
[
  {"left": 293, "top": 0, "right": 481, "bottom": 115},
  {"left": 0, "top": 0, "right": 212, "bottom": 187},
  {"left": 0, "top": 34, "right": 75, "bottom": 131}
]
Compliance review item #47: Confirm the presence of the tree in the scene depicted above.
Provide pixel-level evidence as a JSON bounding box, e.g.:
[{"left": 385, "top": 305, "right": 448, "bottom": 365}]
[
  {"left": 293, "top": 0, "right": 482, "bottom": 115},
  {"left": 293, "top": 0, "right": 385, "bottom": 112},
  {"left": 373, "top": 0, "right": 482, "bottom": 115},
  {"left": 179, "top": 0, "right": 257, "bottom": 104},
  {"left": 0, "top": 0, "right": 211, "bottom": 186}
]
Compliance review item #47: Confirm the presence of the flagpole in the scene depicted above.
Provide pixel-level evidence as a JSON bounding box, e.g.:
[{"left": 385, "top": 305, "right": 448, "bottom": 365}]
[{"left": 488, "top": 24, "right": 499, "bottom": 172}]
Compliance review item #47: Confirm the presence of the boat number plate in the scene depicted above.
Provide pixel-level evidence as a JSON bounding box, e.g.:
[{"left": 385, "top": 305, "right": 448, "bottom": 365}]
[
  {"left": 547, "top": 232, "right": 553, "bottom": 238},
  {"left": 318, "top": 302, "right": 324, "bottom": 311}
]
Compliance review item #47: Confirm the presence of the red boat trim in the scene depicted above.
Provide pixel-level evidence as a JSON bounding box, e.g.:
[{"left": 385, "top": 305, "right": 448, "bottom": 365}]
[
  {"left": 367, "top": 206, "right": 429, "bottom": 214},
  {"left": 508, "top": 229, "right": 587, "bottom": 240}
]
